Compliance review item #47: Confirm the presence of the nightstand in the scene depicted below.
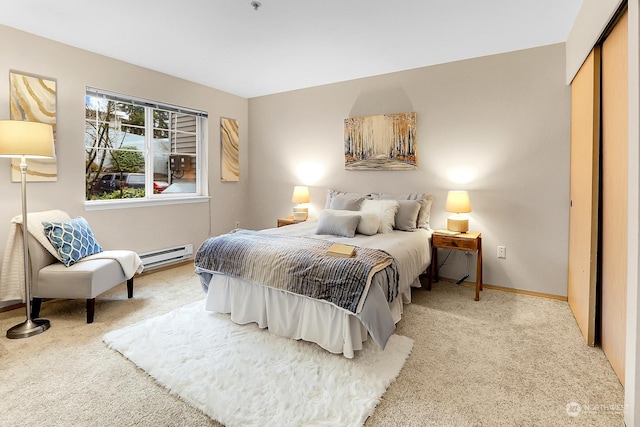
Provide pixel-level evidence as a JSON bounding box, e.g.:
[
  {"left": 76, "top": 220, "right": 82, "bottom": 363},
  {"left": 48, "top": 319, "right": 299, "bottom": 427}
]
[
  {"left": 429, "top": 231, "right": 483, "bottom": 301},
  {"left": 277, "top": 216, "right": 305, "bottom": 227}
]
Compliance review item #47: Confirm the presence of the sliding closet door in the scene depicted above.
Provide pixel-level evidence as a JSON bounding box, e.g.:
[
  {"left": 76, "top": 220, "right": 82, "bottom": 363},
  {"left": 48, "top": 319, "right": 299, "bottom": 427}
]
[
  {"left": 601, "top": 10, "right": 628, "bottom": 385},
  {"left": 568, "top": 48, "right": 600, "bottom": 346}
]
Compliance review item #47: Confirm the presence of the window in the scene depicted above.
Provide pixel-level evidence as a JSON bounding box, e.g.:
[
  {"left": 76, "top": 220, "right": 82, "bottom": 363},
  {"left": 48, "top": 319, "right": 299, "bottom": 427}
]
[{"left": 85, "top": 88, "right": 207, "bottom": 205}]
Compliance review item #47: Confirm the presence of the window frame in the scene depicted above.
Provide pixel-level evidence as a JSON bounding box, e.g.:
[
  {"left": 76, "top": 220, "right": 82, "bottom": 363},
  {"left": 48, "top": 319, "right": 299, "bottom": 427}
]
[{"left": 84, "top": 88, "right": 209, "bottom": 210}]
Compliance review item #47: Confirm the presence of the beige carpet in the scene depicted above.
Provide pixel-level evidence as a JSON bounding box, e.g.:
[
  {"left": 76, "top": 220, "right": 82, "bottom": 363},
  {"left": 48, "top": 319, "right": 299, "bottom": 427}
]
[{"left": 0, "top": 264, "right": 625, "bottom": 426}]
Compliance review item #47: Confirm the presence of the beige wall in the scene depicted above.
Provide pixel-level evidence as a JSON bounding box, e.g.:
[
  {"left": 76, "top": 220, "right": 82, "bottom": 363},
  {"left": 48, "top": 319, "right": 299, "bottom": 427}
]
[
  {"left": 0, "top": 25, "right": 248, "bottom": 274},
  {"left": 248, "top": 43, "right": 571, "bottom": 297},
  {"left": 0, "top": 28, "right": 571, "bottom": 299}
]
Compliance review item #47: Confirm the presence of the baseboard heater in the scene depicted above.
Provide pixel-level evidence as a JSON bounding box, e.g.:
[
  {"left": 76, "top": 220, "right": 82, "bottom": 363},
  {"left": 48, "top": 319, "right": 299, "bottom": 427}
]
[{"left": 140, "top": 244, "right": 194, "bottom": 270}]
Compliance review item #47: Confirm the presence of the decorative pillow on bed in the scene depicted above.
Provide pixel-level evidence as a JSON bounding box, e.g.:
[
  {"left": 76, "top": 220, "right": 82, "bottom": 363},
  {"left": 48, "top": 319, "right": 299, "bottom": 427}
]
[
  {"left": 316, "top": 210, "right": 361, "bottom": 238},
  {"left": 329, "top": 194, "right": 365, "bottom": 211},
  {"left": 372, "top": 192, "right": 434, "bottom": 230},
  {"left": 320, "top": 209, "right": 380, "bottom": 236},
  {"left": 324, "top": 189, "right": 371, "bottom": 209},
  {"left": 355, "top": 213, "right": 381, "bottom": 236},
  {"left": 359, "top": 199, "right": 399, "bottom": 234},
  {"left": 42, "top": 217, "right": 104, "bottom": 267},
  {"left": 394, "top": 200, "right": 422, "bottom": 231}
]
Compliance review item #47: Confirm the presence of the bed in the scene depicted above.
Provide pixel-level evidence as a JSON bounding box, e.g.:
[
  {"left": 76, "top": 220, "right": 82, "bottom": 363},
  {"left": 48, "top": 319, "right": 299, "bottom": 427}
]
[{"left": 195, "top": 191, "right": 433, "bottom": 358}]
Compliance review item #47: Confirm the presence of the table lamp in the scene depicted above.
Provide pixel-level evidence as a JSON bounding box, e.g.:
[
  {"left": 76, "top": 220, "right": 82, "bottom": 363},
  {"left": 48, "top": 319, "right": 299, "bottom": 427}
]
[
  {"left": 445, "top": 190, "right": 472, "bottom": 233},
  {"left": 0, "top": 120, "right": 55, "bottom": 339},
  {"left": 291, "top": 186, "right": 310, "bottom": 220}
]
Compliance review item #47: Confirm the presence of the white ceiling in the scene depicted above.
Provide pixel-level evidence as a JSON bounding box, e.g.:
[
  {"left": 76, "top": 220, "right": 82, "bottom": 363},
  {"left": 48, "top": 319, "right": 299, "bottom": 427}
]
[{"left": 0, "top": 0, "right": 582, "bottom": 98}]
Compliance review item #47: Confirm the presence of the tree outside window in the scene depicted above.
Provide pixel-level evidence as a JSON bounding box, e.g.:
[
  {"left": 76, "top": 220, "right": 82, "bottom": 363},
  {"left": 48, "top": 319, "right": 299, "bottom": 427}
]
[{"left": 85, "top": 90, "right": 202, "bottom": 202}]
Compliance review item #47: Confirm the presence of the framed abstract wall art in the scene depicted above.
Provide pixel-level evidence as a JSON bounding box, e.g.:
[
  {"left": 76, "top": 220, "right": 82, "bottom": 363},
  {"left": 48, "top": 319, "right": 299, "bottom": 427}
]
[
  {"left": 344, "top": 111, "right": 417, "bottom": 171},
  {"left": 9, "top": 71, "right": 57, "bottom": 182},
  {"left": 220, "top": 117, "right": 239, "bottom": 182}
]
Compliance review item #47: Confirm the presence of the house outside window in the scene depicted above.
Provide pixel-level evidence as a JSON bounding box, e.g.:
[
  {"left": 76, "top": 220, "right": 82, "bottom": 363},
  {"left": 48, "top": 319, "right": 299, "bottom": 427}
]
[{"left": 85, "top": 88, "right": 207, "bottom": 206}]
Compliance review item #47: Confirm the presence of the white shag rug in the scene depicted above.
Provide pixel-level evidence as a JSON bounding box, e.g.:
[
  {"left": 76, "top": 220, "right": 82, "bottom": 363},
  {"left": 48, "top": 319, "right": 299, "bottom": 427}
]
[{"left": 103, "top": 300, "right": 413, "bottom": 427}]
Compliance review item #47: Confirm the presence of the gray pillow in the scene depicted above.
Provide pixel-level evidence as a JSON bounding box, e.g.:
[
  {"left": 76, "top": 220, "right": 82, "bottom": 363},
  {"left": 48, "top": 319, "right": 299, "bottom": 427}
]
[
  {"left": 394, "top": 200, "right": 421, "bottom": 231},
  {"left": 329, "top": 194, "right": 365, "bottom": 211},
  {"left": 324, "top": 189, "right": 371, "bottom": 209},
  {"left": 321, "top": 209, "right": 380, "bottom": 236},
  {"left": 316, "top": 211, "right": 361, "bottom": 238}
]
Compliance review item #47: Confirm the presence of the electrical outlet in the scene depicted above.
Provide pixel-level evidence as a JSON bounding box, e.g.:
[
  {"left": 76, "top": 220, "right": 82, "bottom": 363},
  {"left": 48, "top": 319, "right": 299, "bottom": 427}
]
[
  {"left": 497, "top": 246, "right": 506, "bottom": 259},
  {"left": 235, "top": 221, "right": 240, "bottom": 229}
]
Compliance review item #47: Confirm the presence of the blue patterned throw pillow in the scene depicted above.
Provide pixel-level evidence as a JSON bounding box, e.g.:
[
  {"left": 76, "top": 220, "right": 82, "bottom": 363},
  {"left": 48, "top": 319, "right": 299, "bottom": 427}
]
[{"left": 42, "top": 217, "right": 104, "bottom": 267}]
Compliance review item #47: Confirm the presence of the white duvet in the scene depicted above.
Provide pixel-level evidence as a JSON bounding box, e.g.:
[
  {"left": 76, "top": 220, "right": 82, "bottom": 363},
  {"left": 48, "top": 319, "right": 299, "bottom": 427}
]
[{"left": 199, "top": 220, "right": 431, "bottom": 357}]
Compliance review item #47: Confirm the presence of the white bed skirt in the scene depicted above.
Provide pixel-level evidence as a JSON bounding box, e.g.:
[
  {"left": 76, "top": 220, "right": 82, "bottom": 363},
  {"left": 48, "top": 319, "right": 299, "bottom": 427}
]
[{"left": 205, "top": 274, "right": 406, "bottom": 358}]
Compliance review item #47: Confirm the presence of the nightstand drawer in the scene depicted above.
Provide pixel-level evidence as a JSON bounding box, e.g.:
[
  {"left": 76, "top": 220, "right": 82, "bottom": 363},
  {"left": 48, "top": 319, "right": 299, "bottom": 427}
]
[{"left": 433, "top": 234, "right": 478, "bottom": 251}]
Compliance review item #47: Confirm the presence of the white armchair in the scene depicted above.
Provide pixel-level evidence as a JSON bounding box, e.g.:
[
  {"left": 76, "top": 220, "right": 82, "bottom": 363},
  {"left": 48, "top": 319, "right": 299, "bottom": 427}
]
[
  {"left": 27, "top": 227, "right": 134, "bottom": 323},
  {"left": 1, "top": 210, "right": 142, "bottom": 323}
]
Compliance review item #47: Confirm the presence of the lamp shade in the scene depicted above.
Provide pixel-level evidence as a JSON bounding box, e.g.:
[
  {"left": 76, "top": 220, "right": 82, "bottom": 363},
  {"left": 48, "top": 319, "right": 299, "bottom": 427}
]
[
  {"left": 0, "top": 120, "right": 55, "bottom": 158},
  {"left": 445, "top": 191, "right": 472, "bottom": 213},
  {"left": 291, "top": 186, "right": 310, "bottom": 204}
]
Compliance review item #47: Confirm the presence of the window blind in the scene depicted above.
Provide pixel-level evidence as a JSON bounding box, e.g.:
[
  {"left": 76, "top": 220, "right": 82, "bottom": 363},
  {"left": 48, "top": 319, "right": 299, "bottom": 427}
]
[{"left": 86, "top": 87, "right": 208, "bottom": 118}]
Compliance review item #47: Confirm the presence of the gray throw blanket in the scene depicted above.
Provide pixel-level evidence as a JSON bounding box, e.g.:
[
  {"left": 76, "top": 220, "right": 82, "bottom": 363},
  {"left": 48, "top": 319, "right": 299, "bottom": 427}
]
[{"left": 195, "top": 230, "right": 398, "bottom": 314}]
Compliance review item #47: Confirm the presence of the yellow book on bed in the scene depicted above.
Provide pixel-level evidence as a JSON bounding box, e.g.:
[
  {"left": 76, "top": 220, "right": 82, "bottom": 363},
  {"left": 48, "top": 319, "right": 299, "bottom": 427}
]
[{"left": 327, "top": 243, "right": 356, "bottom": 258}]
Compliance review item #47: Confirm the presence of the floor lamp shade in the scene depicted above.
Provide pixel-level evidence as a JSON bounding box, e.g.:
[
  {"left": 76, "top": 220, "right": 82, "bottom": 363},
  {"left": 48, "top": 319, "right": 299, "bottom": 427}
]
[
  {"left": 445, "top": 190, "right": 472, "bottom": 233},
  {"left": 0, "top": 120, "right": 55, "bottom": 339},
  {"left": 0, "top": 120, "right": 55, "bottom": 158},
  {"left": 291, "top": 186, "right": 310, "bottom": 220}
]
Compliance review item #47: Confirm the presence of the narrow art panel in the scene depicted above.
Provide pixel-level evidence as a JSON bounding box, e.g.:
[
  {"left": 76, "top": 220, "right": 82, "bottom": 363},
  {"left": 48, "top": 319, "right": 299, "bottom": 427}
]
[
  {"left": 220, "top": 117, "right": 239, "bottom": 182},
  {"left": 344, "top": 111, "right": 417, "bottom": 170},
  {"left": 9, "top": 71, "right": 57, "bottom": 181}
]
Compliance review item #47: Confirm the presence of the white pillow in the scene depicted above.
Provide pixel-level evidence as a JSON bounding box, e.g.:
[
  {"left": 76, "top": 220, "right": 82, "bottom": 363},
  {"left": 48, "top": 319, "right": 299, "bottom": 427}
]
[
  {"left": 356, "top": 213, "right": 381, "bottom": 236},
  {"left": 321, "top": 209, "right": 380, "bottom": 236},
  {"left": 372, "top": 192, "right": 433, "bottom": 229},
  {"left": 359, "top": 199, "right": 399, "bottom": 233}
]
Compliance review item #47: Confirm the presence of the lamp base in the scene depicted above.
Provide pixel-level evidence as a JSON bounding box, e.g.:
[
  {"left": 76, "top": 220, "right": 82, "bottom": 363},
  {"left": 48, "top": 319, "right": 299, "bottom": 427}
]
[
  {"left": 293, "top": 207, "right": 308, "bottom": 221},
  {"left": 447, "top": 217, "right": 469, "bottom": 233},
  {"left": 6, "top": 317, "right": 50, "bottom": 339}
]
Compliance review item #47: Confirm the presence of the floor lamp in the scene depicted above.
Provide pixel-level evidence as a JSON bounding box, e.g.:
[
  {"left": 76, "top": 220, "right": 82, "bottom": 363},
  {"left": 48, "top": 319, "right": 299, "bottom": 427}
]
[{"left": 0, "top": 120, "right": 55, "bottom": 339}]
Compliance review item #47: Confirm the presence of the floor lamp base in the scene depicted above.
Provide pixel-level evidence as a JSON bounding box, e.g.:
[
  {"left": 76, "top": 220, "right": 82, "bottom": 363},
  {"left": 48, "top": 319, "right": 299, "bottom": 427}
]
[{"left": 6, "top": 318, "right": 50, "bottom": 339}]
